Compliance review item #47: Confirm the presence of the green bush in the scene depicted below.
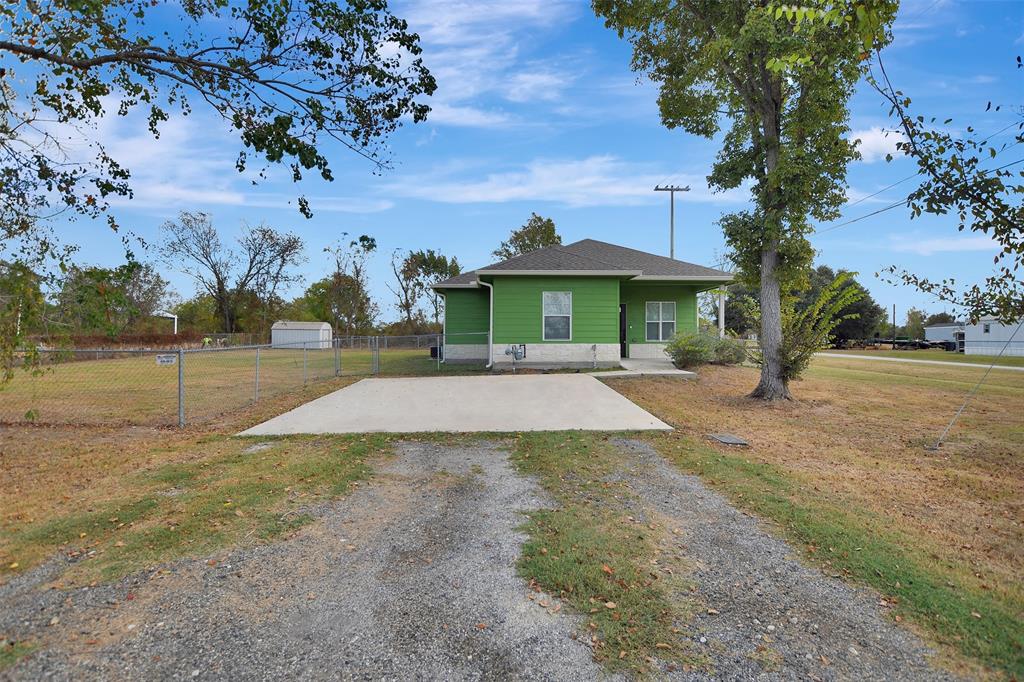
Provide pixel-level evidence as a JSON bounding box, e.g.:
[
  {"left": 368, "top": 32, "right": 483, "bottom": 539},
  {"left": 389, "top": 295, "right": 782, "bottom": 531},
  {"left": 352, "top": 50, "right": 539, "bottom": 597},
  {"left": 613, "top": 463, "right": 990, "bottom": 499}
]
[
  {"left": 664, "top": 333, "right": 747, "bottom": 369},
  {"left": 713, "top": 336, "right": 748, "bottom": 365}
]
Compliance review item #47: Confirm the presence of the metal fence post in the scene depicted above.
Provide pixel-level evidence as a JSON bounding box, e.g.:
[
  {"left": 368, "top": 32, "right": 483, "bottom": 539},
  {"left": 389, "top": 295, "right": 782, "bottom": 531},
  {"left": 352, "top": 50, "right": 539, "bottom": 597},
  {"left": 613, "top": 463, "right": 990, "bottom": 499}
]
[
  {"left": 334, "top": 338, "right": 341, "bottom": 377},
  {"left": 436, "top": 334, "right": 441, "bottom": 371},
  {"left": 303, "top": 343, "right": 308, "bottom": 384},
  {"left": 254, "top": 346, "right": 260, "bottom": 402},
  {"left": 177, "top": 348, "right": 185, "bottom": 428}
]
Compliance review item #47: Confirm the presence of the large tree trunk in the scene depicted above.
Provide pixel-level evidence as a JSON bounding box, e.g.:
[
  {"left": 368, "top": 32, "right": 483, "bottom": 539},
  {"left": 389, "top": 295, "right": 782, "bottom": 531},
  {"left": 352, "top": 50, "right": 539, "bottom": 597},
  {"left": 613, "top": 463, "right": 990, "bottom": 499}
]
[
  {"left": 749, "top": 70, "right": 790, "bottom": 401},
  {"left": 750, "top": 244, "right": 791, "bottom": 400}
]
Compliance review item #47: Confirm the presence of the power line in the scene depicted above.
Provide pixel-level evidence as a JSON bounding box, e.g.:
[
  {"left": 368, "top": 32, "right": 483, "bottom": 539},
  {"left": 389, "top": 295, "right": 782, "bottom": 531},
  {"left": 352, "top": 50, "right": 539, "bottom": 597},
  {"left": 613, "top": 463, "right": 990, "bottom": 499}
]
[
  {"left": 815, "top": 156, "right": 1024, "bottom": 235},
  {"left": 928, "top": 319, "right": 1024, "bottom": 450},
  {"left": 819, "top": 120, "right": 1023, "bottom": 233}
]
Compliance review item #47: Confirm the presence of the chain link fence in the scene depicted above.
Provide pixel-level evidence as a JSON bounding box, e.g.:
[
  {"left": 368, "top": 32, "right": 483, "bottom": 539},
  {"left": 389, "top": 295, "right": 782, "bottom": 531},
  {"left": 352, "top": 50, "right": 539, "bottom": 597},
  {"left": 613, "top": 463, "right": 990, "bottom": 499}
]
[{"left": 0, "top": 333, "right": 490, "bottom": 427}]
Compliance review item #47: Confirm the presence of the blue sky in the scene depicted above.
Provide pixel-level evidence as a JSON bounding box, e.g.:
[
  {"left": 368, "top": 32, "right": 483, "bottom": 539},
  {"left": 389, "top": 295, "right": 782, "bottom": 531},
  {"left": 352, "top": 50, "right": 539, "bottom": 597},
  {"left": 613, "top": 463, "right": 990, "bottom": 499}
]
[{"left": 61, "top": 0, "right": 1024, "bottom": 323}]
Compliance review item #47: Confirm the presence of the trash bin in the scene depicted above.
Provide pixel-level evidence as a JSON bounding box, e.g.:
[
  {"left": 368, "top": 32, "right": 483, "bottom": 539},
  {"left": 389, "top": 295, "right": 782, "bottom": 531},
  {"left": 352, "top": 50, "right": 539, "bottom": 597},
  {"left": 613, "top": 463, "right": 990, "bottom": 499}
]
[{"left": 430, "top": 345, "right": 441, "bottom": 359}]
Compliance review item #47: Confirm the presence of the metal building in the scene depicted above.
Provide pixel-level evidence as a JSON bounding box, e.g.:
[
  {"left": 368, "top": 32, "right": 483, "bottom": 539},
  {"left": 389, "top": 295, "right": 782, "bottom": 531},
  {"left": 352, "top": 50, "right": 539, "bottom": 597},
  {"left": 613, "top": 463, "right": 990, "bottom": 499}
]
[
  {"left": 963, "top": 317, "right": 1024, "bottom": 357},
  {"left": 270, "top": 320, "right": 332, "bottom": 349}
]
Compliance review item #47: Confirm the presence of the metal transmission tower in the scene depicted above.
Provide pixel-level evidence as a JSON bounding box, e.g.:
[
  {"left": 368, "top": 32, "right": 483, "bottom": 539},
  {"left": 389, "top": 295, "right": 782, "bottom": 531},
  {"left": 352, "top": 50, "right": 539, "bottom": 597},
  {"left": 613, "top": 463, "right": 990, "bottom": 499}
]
[{"left": 653, "top": 184, "right": 690, "bottom": 259}]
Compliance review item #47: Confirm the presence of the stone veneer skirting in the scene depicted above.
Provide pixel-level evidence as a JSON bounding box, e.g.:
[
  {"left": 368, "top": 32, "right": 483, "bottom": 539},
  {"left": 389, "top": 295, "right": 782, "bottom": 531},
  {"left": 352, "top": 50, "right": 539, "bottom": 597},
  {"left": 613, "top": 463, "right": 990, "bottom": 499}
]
[
  {"left": 627, "top": 343, "right": 669, "bottom": 360},
  {"left": 491, "top": 343, "right": 620, "bottom": 367}
]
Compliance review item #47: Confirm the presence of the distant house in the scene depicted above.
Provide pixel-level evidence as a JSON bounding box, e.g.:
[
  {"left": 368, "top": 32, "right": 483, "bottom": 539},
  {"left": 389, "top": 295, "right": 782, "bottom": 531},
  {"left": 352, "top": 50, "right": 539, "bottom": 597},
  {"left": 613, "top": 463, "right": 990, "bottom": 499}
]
[
  {"left": 924, "top": 322, "right": 963, "bottom": 345},
  {"left": 963, "top": 317, "right": 1024, "bottom": 357},
  {"left": 271, "top": 320, "right": 332, "bottom": 349},
  {"left": 432, "top": 239, "right": 732, "bottom": 368}
]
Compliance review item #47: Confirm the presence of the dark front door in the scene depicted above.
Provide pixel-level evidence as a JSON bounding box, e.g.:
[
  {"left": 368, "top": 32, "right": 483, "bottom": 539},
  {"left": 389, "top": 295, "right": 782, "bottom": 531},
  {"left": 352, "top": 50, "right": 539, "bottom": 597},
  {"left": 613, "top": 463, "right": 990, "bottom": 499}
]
[{"left": 619, "top": 304, "right": 628, "bottom": 357}]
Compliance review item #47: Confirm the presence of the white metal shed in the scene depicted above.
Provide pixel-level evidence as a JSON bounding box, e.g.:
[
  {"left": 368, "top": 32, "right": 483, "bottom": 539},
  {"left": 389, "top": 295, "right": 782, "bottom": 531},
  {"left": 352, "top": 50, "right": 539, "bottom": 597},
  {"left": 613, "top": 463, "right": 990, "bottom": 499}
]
[
  {"left": 924, "top": 323, "right": 962, "bottom": 344},
  {"left": 963, "top": 317, "right": 1024, "bottom": 357},
  {"left": 271, "top": 320, "right": 332, "bottom": 349}
]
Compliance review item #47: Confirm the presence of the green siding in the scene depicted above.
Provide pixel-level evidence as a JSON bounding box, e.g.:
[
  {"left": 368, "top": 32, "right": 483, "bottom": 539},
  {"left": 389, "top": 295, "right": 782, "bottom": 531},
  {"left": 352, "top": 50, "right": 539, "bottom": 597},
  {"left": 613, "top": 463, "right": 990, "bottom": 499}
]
[
  {"left": 441, "top": 288, "right": 489, "bottom": 344},
  {"left": 620, "top": 283, "right": 699, "bottom": 345},
  {"left": 490, "top": 276, "right": 619, "bottom": 344}
]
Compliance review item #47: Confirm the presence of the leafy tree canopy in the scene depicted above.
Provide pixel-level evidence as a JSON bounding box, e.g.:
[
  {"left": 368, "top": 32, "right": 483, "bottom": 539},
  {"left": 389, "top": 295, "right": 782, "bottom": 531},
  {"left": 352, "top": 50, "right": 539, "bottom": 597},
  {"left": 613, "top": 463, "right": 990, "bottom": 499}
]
[
  {"left": 596, "top": 0, "right": 896, "bottom": 399},
  {"left": 408, "top": 249, "right": 461, "bottom": 324},
  {"left": 0, "top": 0, "right": 436, "bottom": 245},
  {"left": 924, "top": 311, "right": 958, "bottom": 326},
  {"left": 493, "top": 213, "right": 561, "bottom": 261}
]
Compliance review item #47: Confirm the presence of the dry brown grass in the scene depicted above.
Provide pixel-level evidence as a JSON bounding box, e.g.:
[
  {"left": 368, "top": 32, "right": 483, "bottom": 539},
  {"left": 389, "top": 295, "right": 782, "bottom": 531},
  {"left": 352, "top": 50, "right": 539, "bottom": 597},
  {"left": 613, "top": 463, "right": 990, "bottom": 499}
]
[
  {"left": 0, "top": 376, "right": 360, "bottom": 565},
  {"left": 608, "top": 357, "right": 1024, "bottom": 620}
]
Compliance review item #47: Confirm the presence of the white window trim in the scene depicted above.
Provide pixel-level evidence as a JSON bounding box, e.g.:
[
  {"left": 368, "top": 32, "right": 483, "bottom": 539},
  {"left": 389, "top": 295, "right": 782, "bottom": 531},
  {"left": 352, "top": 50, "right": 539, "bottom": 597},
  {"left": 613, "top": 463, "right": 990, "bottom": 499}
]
[
  {"left": 542, "top": 291, "right": 572, "bottom": 341},
  {"left": 645, "top": 301, "right": 677, "bottom": 342}
]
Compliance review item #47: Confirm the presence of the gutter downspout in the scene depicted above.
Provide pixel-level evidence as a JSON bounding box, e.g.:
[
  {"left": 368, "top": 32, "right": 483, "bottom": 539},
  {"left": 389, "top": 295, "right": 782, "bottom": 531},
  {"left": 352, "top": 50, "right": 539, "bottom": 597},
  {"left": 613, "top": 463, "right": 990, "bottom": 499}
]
[
  {"left": 439, "top": 292, "right": 447, "bottom": 363},
  {"left": 478, "top": 280, "right": 494, "bottom": 369}
]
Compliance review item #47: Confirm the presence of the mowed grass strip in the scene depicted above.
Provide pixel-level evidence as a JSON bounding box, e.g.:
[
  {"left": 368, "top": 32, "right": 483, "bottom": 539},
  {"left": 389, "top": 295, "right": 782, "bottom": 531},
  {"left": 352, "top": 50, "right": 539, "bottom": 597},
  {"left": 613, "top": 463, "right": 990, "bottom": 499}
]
[
  {"left": 609, "top": 361, "right": 1023, "bottom": 677},
  {"left": 511, "top": 432, "right": 699, "bottom": 675},
  {"left": 1, "top": 434, "right": 386, "bottom": 585},
  {"left": 824, "top": 348, "right": 1024, "bottom": 368}
]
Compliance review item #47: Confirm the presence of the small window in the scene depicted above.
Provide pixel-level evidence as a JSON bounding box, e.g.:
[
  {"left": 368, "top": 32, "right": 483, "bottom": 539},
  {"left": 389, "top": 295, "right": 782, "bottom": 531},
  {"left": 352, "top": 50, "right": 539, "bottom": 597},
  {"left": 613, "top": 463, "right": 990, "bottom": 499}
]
[
  {"left": 983, "top": 323, "right": 991, "bottom": 334},
  {"left": 543, "top": 291, "right": 572, "bottom": 340},
  {"left": 646, "top": 301, "right": 676, "bottom": 341}
]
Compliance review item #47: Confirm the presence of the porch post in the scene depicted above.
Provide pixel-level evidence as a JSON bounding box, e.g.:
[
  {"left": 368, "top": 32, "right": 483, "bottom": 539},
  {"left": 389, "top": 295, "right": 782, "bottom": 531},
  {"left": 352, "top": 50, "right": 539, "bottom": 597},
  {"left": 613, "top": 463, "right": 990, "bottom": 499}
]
[{"left": 718, "top": 290, "right": 726, "bottom": 338}]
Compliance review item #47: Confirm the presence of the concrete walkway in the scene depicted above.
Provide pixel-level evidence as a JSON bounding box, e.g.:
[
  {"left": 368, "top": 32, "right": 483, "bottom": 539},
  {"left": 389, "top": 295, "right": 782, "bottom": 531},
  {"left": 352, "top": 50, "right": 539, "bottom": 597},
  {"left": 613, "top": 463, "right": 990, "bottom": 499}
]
[
  {"left": 599, "top": 357, "right": 696, "bottom": 378},
  {"left": 816, "top": 352, "right": 1024, "bottom": 372},
  {"left": 240, "top": 374, "right": 671, "bottom": 435}
]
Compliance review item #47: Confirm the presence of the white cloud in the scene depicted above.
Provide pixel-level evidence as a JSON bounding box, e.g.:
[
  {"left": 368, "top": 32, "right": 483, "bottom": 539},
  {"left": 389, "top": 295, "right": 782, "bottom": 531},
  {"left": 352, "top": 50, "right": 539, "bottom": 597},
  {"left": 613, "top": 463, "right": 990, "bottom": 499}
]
[
  {"left": 384, "top": 155, "right": 749, "bottom": 207},
  {"left": 888, "top": 234, "right": 998, "bottom": 256},
  {"left": 397, "top": 0, "right": 580, "bottom": 126},
  {"left": 425, "top": 103, "right": 514, "bottom": 128},
  {"left": 59, "top": 107, "right": 392, "bottom": 214},
  {"left": 850, "top": 127, "right": 906, "bottom": 163},
  {"left": 504, "top": 70, "right": 574, "bottom": 103}
]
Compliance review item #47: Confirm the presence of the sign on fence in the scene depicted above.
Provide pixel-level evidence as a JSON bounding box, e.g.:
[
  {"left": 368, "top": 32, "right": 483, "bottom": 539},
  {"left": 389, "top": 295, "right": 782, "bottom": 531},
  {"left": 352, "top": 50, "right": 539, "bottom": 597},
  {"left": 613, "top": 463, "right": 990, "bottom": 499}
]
[{"left": 155, "top": 354, "right": 177, "bottom": 366}]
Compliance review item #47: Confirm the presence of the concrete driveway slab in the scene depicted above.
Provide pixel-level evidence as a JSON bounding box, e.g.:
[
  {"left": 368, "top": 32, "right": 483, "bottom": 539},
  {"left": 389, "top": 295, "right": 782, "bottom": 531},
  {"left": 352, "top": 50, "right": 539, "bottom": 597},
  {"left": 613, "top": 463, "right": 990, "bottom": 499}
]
[{"left": 240, "top": 374, "right": 671, "bottom": 435}]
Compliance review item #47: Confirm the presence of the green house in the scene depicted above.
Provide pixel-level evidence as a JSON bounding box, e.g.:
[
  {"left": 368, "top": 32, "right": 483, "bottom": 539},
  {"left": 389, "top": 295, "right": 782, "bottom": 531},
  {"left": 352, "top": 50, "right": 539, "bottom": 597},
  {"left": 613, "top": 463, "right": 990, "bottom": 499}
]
[{"left": 433, "top": 239, "right": 732, "bottom": 368}]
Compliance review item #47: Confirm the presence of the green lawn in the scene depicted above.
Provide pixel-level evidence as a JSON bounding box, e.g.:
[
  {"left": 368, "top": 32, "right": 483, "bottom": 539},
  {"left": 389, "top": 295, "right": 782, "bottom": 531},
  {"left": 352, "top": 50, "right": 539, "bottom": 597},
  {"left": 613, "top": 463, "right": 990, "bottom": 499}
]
[{"left": 826, "top": 347, "right": 1024, "bottom": 367}]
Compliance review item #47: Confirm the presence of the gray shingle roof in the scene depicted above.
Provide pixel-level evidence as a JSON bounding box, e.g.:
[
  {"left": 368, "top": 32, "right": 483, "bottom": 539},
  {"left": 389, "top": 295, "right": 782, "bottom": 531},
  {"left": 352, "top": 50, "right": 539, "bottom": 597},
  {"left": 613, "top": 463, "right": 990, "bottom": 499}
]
[
  {"left": 433, "top": 238, "right": 731, "bottom": 288},
  {"left": 477, "top": 245, "right": 637, "bottom": 274},
  {"left": 562, "top": 239, "right": 731, "bottom": 278}
]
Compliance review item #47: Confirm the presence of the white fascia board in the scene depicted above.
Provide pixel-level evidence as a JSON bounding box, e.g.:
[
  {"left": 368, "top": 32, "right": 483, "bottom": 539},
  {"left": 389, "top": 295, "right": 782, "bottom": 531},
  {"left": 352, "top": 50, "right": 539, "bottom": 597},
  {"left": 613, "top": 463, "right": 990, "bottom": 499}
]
[
  {"left": 431, "top": 282, "right": 480, "bottom": 290},
  {"left": 475, "top": 269, "right": 642, "bottom": 277},
  {"left": 630, "top": 274, "right": 734, "bottom": 282}
]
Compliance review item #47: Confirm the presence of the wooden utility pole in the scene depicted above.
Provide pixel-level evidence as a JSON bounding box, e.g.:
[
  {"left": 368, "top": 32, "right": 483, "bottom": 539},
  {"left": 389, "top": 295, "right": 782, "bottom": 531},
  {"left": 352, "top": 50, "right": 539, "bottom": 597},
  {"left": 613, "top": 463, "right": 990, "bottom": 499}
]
[{"left": 654, "top": 185, "right": 689, "bottom": 259}]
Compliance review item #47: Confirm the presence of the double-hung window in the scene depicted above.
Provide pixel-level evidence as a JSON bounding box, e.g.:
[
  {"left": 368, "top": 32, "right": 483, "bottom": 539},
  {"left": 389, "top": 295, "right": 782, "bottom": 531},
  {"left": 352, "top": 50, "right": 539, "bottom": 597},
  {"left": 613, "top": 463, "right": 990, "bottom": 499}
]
[
  {"left": 646, "top": 301, "right": 676, "bottom": 341},
  {"left": 542, "top": 291, "right": 572, "bottom": 340}
]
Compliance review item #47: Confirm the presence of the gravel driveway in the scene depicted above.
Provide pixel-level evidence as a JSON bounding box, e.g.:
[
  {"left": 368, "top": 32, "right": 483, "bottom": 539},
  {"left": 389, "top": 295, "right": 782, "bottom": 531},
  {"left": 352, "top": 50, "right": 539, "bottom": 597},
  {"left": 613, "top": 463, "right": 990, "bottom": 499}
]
[
  {"left": 2, "top": 439, "right": 956, "bottom": 680},
  {"left": 1, "top": 442, "right": 606, "bottom": 681},
  {"left": 611, "top": 439, "right": 955, "bottom": 681}
]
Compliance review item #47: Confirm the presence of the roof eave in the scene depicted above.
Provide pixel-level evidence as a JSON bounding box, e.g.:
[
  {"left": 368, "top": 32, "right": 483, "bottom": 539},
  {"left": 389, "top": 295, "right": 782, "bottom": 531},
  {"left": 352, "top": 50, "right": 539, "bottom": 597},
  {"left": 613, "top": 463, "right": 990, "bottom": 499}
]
[
  {"left": 431, "top": 282, "right": 480, "bottom": 290},
  {"left": 475, "top": 269, "right": 642, "bottom": 277},
  {"left": 629, "top": 274, "right": 734, "bottom": 282}
]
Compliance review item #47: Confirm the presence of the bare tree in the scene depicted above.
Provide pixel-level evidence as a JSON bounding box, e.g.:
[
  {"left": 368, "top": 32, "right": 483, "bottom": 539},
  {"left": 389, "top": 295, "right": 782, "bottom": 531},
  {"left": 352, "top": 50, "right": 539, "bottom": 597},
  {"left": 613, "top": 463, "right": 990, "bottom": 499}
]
[
  {"left": 161, "top": 212, "right": 305, "bottom": 333},
  {"left": 387, "top": 249, "right": 424, "bottom": 326}
]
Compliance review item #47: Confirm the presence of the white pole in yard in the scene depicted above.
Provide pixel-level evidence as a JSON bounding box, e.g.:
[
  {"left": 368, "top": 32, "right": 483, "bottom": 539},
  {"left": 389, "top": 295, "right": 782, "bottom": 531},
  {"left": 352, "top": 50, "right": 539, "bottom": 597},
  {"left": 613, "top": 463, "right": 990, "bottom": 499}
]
[
  {"left": 303, "top": 343, "right": 308, "bottom": 384},
  {"left": 177, "top": 348, "right": 185, "bottom": 428},
  {"left": 254, "top": 347, "right": 260, "bottom": 402}
]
